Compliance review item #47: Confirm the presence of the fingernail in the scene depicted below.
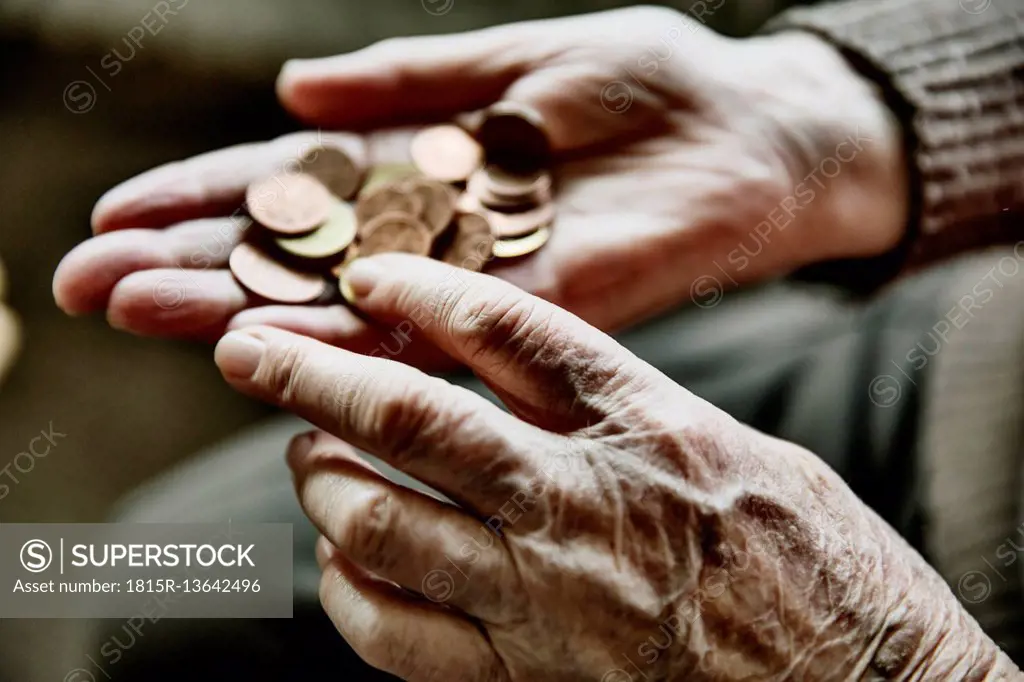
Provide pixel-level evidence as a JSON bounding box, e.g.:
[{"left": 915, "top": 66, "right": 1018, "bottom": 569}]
[
  {"left": 341, "top": 258, "right": 385, "bottom": 302},
  {"left": 106, "top": 308, "right": 128, "bottom": 331},
  {"left": 277, "top": 59, "right": 304, "bottom": 82},
  {"left": 215, "top": 331, "right": 265, "bottom": 379}
]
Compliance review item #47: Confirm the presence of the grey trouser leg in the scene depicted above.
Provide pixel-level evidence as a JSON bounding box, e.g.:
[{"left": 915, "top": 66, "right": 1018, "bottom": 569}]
[{"left": 90, "top": 259, "right": 982, "bottom": 681}]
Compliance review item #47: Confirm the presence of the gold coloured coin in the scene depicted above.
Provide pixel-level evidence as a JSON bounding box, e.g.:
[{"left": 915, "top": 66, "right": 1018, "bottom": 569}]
[
  {"left": 275, "top": 200, "right": 358, "bottom": 259},
  {"left": 492, "top": 226, "right": 551, "bottom": 259},
  {"left": 360, "top": 164, "right": 420, "bottom": 196}
]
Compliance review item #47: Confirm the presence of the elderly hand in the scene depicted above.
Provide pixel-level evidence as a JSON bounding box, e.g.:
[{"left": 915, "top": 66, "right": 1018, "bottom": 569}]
[
  {"left": 54, "top": 6, "right": 905, "bottom": 350},
  {"left": 214, "top": 255, "right": 1008, "bottom": 681}
]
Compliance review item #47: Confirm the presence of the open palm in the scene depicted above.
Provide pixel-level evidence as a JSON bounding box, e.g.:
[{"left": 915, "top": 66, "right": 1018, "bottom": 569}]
[{"left": 54, "top": 7, "right": 905, "bottom": 366}]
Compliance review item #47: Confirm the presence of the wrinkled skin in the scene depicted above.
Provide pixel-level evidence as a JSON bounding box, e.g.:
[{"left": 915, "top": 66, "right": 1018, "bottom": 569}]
[
  {"left": 216, "top": 255, "right": 1014, "bottom": 681},
  {"left": 54, "top": 6, "right": 1019, "bottom": 679},
  {"left": 54, "top": 7, "right": 904, "bottom": 358}
]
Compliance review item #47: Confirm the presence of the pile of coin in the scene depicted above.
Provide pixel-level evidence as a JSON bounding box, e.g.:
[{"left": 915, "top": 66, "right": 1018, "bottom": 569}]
[{"left": 228, "top": 103, "right": 555, "bottom": 305}]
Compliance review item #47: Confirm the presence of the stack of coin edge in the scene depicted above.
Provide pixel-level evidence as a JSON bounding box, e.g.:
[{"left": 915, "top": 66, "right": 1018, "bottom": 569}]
[{"left": 229, "top": 104, "right": 555, "bottom": 305}]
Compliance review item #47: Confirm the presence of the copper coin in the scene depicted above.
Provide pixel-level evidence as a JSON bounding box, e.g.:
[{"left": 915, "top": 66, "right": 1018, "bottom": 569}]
[
  {"left": 356, "top": 182, "right": 423, "bottom": 230},
  {"left": 359, "top": 212, "right": 433, "bottom": 257},
  {"left": 492, "top": 226, "right": 551, "bottom": 259},
  {"left": 403, "top": 178, "right": 456, "bottom": 236},
  {"left": 275, "top": 200, "right": 358, "bottom": 259},
  {"left": 410, "top": 125, "right": 484, "bottom": 183},
  {"left": 229, "top": 242, "right": 328, "bottom": 303},
  {"left": 477, "top": 102, "right": 551, "bottom": 174},
  {"left": 246, "top": 173, "right": 333, "bottom": 235},
  {"left": 301, "top": 144, "right": 363, "bottom": 200},
  {"left": 442, "top": 213, "right": 495, "bottom": 272},
  {"left": 360, "top": 163, "right": 420, "bottom": 196},
  {"left": 485, "top": 202, "right": 556, "bottom": 239}
]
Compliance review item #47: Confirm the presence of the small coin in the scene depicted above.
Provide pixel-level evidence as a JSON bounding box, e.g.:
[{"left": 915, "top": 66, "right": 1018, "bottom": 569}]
[
  {"left": 229, "top": 242, "right": 328, "bottom": 303},
  {"left": 403, "top": 178, "right": 456, "bottom": 236},
  {"left": 485, "top": 202, "right": 556, "bottom": 239},
  {"left": 246, "top": 173, "right": 333, "bottom": 235},
  {"left": 359, "top": 212, "right": 433, "bottom": 257},
  {"left": 442, "top": 213, "right": 494, "bottom": 272},
  {"left": 360, "top": 163, "right": 420, "bottom": 196},
  {"left": 356, "top": 182, "right": 423, "bottom": 230},
  {"left": 275, "top": 200, "right": 358, "bottom": 259},
  {"left": 477, "top": 102, "right": 551, "bottom": 174},
  {"left": 301, "top": 144, "right": 363, "bottom": 200},
  {"left": 492, "top": 226, "right": 551, "bottom": 259},
  {"left": 410, "top": 125, "right": 484, "bottom": 183}
]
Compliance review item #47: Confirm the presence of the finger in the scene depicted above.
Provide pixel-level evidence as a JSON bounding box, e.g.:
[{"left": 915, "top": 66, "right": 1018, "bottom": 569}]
[
  {"left": 319, "top": 554, "right": 507, "bottom": 682},
  {"left": 214, "top": 325, "right": 548, "bottom": 514},
  {"left": 290, "top": 431, "right": 519, "bottom": 622},
  {"left": 277, "top": 8, "right": 679, "bottom": 150},
  {"left": 315, "top": 535, "right": 332, "bottom": 571},
  {"left": 339, "top": 254, "right": 653, "bottom": 428},
  {"left": 54, "top": 217, "right": 247, "bottom": 316},
  {"left": 227, "top": 305, "right": 456, "bottom": 371},
  {"left": 91, "top": 130, "right": 414, "bottom": 234},
  {"left": 276, "top": 18, "right": 565, "bottom": 128},
  {"left": 107, "top": 269, "right": 251, "bottom": 341}
]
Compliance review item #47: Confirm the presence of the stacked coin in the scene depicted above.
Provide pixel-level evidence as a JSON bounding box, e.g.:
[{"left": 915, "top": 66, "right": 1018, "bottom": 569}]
[{"left": 228, "top": 104, "right": 555, "bottom": 305}]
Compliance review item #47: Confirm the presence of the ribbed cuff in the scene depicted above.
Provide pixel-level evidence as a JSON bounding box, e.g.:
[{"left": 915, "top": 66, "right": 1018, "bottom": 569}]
[{"left": 767, "top": 0, "right": 1024, "bottom": 272}]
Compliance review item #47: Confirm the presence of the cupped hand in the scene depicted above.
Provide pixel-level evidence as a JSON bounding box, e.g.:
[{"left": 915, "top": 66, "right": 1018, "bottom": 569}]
[
  {"left": 212, "top": 254, "right": 1001, "bottom": 681},
  {"left": 54, "top": 6, "right": 906, "bottom": 355}
]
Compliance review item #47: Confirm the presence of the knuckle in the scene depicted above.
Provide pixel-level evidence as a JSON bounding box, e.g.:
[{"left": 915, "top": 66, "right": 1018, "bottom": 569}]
[
  {"left": 343, "top": 489, "right": 399, "bottom": 568},
  {"left": 318, "top": 562, "right": 362, "bottom": 618},
  {"left": 259, "top": 341, "right": 308, "bottom": 404},
  {"left": 449, "top": 289, "right": 544, "bottom": 370},
  {"left": 371, "top": 380, "right": 441, "bottom": 459},
  {"left": 285, "top": 431, "right": 318, "bottom": 472},
  {"left": 356, "top": 621, "right": 415, "bottom": 679},
  {"left": 428, "top": 276, "right": 469, "bottom": 329}
]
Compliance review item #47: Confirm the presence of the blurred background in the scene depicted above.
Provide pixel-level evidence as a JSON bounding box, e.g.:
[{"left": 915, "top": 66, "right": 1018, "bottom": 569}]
[{"left": 0, "top": 0, "right": 790, "bottom": 679}]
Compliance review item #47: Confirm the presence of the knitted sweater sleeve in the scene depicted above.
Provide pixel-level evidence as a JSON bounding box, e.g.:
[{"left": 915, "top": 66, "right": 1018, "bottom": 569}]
[{"left": 766, "top": 0, "right": 1024, "bottom": 274}]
